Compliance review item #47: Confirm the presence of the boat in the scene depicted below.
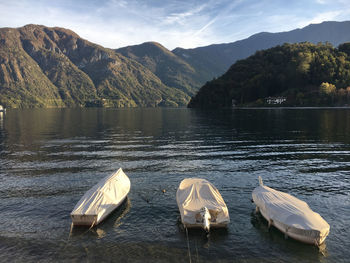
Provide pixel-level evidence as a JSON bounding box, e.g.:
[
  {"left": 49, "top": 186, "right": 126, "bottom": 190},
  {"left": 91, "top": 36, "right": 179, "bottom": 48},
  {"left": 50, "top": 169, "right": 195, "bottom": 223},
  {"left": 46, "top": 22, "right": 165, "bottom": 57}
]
[
  {"left": 71, "top": 168, "right": 130, "bottom": 227},
  {"left": 176, "top": 178, "right": 230, "bottom": 232},
  {"left": 252, "top": 177, "right": 330, "bottom": 245}
]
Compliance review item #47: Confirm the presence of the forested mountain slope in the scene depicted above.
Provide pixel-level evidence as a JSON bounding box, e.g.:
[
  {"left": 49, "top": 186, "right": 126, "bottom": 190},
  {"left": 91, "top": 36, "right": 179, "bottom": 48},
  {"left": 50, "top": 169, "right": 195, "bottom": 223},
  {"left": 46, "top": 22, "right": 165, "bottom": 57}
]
[
  {"left": 188, "top": 42, "right": 350, "bottom": 108},
  {"left": 0, "top": 25, "right": 189, "bottom": 108}
]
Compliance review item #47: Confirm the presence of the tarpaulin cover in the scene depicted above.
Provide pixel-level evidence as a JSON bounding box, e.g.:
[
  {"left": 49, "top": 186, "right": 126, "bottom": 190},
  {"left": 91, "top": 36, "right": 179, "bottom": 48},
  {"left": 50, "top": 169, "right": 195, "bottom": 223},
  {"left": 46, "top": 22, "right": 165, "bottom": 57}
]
[
  {"left": 176, "top": 178, "right": 229, "bottom": 226},
  {"left": 252, "top": 180, "right": 329, "bottom": 244},
  {"left": 71, "top": 168, "right": 130, "bottom": 225}
]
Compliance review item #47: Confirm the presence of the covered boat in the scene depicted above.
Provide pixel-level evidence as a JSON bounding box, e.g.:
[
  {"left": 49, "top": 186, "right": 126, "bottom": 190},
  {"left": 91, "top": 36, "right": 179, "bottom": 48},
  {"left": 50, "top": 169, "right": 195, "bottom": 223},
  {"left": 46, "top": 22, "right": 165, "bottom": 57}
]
[
  {"left": 71, "top": 168, "right": 130, "bottom": 226},
  {"left": 252, "top": 177, "right": 330, "bottom": 245},
  {"left": 176, "top": 178, "right": 230, "bottom": 232}
]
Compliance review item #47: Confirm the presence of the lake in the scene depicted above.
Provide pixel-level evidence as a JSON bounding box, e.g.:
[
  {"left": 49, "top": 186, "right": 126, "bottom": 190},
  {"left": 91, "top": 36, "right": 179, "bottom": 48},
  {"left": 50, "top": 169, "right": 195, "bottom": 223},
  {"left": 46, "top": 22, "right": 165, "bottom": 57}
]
[{"left": 0, "top": 108, "right": 349, "bottom": 262}]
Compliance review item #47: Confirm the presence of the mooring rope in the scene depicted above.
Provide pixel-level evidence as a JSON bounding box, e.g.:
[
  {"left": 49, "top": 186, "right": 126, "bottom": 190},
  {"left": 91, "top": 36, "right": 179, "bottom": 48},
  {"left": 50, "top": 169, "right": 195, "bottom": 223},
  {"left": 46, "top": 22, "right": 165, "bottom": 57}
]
[
  {"left": 63, "top": 218, "right": 96, "bottom": 249},
  {"left": 195, "top": 238, "right": 199, "bottom": 263},
  {"left": 185, "top": 227, "right": 192, "bottom": 263},
  {"left": 68, "top": 222, "right": 74, "bottom": 239},
  {"left": 88, "top": 219, "right": 97, "bottom": 231},
  {"left": 62, "top": 222, "right": 74, "bottom": 250}
]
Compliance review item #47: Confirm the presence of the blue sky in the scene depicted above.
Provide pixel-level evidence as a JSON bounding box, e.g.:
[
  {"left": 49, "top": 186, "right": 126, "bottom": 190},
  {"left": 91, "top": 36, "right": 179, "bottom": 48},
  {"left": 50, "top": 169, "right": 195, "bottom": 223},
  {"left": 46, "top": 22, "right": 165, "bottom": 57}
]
[{"left": 0, "top": 0, "right": 350, "bottom": 50}]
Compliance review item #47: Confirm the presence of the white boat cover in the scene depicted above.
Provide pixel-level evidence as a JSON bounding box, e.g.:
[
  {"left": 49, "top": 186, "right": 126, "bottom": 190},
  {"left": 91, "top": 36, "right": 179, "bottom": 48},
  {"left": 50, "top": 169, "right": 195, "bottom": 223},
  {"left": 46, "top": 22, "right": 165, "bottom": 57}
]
[
  {"left": 71, "top": 168, "right": 130, "bottom": 226},
  {"left": 176, "top": 178, "right": 230, "bottom": 228},
  {"left": 252, "top": 177, "right": 330, "bottom": 245}
]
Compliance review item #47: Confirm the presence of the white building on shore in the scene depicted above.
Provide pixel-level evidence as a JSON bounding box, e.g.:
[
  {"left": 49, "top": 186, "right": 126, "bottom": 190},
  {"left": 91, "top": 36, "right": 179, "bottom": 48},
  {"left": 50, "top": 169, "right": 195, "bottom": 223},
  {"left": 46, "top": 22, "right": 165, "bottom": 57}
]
[{"left": 265, "top": 97, "right": 286, "bottom": 105}]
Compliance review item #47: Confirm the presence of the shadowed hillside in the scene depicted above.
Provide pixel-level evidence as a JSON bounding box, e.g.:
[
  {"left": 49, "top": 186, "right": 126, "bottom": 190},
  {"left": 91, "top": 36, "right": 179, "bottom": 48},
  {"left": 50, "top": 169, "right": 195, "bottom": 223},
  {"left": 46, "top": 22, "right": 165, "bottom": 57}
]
[{"left": 174, "top": 21, "right": 350, "bottom": 82}]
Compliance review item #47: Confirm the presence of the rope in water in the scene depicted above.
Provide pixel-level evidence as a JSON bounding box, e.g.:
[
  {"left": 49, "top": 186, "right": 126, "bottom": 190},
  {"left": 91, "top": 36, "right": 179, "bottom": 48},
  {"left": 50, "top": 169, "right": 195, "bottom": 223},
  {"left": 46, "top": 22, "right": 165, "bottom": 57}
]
[
  {"left": 185, "top": 227, "right": 192, "bottom": 263},
  {"left": 62, "top": 222, "right": 74, "bottom": 251},
  {"left": 63, "top": 219, "right": 97, "bottom": 251}
]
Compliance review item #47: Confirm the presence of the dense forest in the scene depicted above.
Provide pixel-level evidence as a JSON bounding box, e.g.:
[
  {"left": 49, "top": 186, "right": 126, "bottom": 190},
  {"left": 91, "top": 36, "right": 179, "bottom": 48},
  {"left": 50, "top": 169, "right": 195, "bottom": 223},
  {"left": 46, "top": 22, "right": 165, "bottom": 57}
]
[{"left": 188, "top": 42, "right": 350, "bottom": 108}]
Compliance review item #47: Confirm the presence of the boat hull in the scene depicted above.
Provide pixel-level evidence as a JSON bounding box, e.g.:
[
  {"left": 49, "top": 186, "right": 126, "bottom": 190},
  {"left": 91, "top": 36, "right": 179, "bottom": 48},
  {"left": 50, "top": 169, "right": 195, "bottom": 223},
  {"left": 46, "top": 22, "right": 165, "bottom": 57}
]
[
  {"left": 182, "top": 222, "right": 229, "bottom": 229},
  {"left": 71, "top": 214, "right": 98, "bottom": 226},
  {"left": 71, "top": 196, "right": 128, "bottom": 226},
  {"left": 257, "top": 205, "right": 329, "bottom": 245},
  {"left": 252, "top": 181, "right": 330, "bottom": 246},
  {"left": 71, "top": 168, "right": 130, "bottom": 227},
  {"left": 176, "top": 178, "right": 230, "bottom": 230}
]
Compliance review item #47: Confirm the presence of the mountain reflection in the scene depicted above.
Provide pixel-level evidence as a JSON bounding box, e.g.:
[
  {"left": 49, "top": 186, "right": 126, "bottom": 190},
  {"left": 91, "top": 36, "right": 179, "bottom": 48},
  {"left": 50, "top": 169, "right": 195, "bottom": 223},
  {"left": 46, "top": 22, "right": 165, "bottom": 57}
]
[{"left": 3, "top": 108, "right": 350, "bottom": 150}]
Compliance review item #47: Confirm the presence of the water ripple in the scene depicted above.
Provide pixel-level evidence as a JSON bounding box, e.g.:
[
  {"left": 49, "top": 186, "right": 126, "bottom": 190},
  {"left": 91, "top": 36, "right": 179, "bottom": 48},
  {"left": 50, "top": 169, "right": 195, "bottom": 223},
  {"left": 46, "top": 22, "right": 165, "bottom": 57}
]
[{"left": 0, "top": 108, "right": 349, "bottom": 262}]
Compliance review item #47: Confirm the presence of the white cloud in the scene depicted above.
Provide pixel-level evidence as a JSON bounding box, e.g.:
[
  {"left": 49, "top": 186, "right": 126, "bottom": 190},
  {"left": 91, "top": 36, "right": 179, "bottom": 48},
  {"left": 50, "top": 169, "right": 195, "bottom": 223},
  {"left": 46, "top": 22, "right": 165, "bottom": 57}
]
[
  {"left": 0, "top": 0, "right": 349, "bottom": 50},
  {"left": 315, "top": 0, "right": 327, "bottom": 4},
  {"left": 163, "top": 4, "right": 208, "bottom": 26},
  {"left": 295, "top": 9, "right": 349, "bottom": 29},
  {"left": 193, "top": 17, "right": 218, "bottom": 37},
  {"left": 307, "top": 10, "right": 342, "bottom": 24}
]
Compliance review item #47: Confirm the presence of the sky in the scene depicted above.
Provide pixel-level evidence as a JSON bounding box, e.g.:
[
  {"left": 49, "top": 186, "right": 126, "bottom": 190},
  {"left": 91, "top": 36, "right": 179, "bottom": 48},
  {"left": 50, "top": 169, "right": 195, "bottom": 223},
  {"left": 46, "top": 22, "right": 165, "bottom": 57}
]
[{"left": 0, "top": 0, "right": 350, "bottom": 50}]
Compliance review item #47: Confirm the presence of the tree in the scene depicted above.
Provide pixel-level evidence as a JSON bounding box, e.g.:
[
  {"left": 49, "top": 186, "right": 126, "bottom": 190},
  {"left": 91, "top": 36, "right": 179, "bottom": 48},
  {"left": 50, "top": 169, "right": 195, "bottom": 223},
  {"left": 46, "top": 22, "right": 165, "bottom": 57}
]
[
  {"left": 338, "top": 43, "right": 350, "bottom": 56},
  {"left": 189, "top": 42, "right": 350, "bottom": 108},
  {"left": 319, "top": 82, "right": 336, "bottom": 95}
]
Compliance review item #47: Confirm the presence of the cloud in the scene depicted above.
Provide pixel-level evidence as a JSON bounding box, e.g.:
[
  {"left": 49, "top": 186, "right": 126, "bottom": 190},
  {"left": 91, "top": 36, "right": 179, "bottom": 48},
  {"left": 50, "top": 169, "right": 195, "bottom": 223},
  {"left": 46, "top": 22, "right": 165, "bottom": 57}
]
[
  {"left": 296, "top": 9, "right": 349, "bottom": 29},
  {"left": 193, "top": 17, "right": 217, "bottom": 36},
  {"left": 309, "top": 10, "right": 342, "bottom": 23},
  {"left": 0, "top": 0, "right": 349, "bottom": 50},
  {"left": 315, "top": 0, "right": 327, "bottom": 4},
  {"left": 163, "top": 4, "right": 208, "bottom": 26}
]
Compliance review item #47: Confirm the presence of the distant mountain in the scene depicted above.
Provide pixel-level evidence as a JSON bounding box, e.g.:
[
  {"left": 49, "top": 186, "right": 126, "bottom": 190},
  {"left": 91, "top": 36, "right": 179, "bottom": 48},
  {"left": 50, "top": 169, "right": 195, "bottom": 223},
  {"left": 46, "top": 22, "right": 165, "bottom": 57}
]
[
  {"left": 2, "top": 21, "right": 350, "bottom": 108},
  {"left": 174, "top": 21, "right": 350, "bottom": 81},
  {"left": 188, "top": 42, "right": 350, "bottom": 108},
  {"left": 0, "top": 25, "right": 189, "bottom": 108},
  {"left": 116, "top": 42, "right": 203, "bottom": 96}
]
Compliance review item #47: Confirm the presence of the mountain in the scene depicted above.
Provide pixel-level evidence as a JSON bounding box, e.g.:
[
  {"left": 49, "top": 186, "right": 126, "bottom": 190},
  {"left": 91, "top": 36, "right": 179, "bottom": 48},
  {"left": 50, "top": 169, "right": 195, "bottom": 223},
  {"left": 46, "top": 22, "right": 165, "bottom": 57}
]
[
  {"left": 0, "top": 25, "right": 189, "bottom": 108},
  {"left": 188, "top": 42, "right": 350, "bottom": 108},
  {"left": 116, "top": 42, "right": 203, "bottom": 96},
  {"left": 2, "top": 21, "right": 350, "bottom": 108},
  {"left": 173, "top": 21, "right": 350, "bottom": 82}
]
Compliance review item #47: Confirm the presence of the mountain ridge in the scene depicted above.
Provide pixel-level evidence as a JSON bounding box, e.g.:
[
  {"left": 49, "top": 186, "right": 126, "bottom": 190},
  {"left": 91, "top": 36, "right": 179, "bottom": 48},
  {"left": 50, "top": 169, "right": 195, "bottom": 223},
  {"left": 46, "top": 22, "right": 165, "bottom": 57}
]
[
  {"left": 0, "top": 24, "right": 189, "bottom": 108},
  {"left": 116, "top": 42, "right": 202, "bottom": 96},
  {"left": 172, "top": 21, "right": 350, "bottom": 82},
  {"left": 2, "top": 21, "right": 350, "bottom": 108}
]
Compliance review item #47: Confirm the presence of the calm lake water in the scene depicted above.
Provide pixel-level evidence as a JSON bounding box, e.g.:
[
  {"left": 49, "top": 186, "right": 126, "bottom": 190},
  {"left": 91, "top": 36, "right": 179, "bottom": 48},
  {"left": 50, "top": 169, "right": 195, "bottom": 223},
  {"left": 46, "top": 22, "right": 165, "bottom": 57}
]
[{"left": 0, "top": 108, "right": 349, "bottom": 262}]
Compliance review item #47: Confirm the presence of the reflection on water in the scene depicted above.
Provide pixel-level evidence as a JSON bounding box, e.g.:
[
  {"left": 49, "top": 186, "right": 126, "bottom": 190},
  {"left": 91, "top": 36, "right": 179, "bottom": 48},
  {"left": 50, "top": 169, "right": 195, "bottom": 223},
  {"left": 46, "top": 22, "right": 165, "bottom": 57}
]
[
  {"left": 0, "top": 112, "right": 3, "bottom": 130},
  {"left": 0, "top": 108, "right": 349, "bottom": 262},
  {"left": 113, "top": 198, "right": 131, "bottom": 229}
]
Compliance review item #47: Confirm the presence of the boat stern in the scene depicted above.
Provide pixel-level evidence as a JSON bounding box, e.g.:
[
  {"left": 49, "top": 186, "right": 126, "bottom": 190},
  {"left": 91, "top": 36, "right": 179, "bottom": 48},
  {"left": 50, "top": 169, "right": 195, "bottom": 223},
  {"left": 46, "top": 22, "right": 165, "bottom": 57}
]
[
  {"left": 200, "top": 207, "right": 211, "bottom": 232},
  {"left": 317, "top": 228, "right": 330, "bottom": 245},
  {"left": 71, "top": 214, "right": 98, "bottom": 227}
]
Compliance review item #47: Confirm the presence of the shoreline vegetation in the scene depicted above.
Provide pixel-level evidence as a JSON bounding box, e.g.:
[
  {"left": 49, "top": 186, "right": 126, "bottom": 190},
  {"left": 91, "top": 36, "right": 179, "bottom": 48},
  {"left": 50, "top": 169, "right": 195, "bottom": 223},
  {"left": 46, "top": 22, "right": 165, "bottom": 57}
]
[{"left": 189, "top": 42, "right": 350, "bottom": 109}]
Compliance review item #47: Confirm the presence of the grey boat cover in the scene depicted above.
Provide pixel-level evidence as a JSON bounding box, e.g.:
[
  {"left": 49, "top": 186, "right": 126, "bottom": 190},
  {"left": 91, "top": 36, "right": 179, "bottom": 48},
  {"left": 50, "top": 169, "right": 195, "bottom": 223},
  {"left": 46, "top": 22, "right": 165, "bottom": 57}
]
[
  {"left": 252, "top": 178, "right": 329, "bottom": 243},
  {"left": 176, "top": 178, "right": 230, "bottom": 226},
  {"left": 71, "top": 168, "right": 130, "bottom": 225}
]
